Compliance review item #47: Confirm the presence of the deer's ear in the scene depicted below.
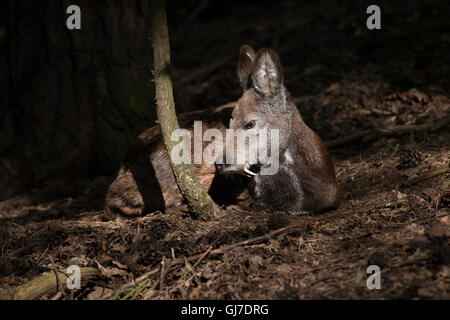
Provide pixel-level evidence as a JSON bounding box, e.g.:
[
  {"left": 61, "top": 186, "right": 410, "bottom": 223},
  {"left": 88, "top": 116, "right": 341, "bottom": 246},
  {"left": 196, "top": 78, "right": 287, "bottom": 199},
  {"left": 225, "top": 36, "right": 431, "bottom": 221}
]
[
  {"left": 250, "top": 49, "right": 284, "bottom": 99},
  {"left": 237, "top": 45, "right": 256, "bottom": 90}
]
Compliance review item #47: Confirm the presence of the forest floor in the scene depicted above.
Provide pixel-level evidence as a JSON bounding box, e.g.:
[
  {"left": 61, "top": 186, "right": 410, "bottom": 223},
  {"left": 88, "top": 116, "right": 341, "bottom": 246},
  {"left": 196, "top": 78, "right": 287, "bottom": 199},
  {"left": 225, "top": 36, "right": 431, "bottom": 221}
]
[
  {"left": 0, "top": 78, "right": 448, "bottom": 300},
  {"left": 0, "top": 0, "right": 449, "bottom": 300}
]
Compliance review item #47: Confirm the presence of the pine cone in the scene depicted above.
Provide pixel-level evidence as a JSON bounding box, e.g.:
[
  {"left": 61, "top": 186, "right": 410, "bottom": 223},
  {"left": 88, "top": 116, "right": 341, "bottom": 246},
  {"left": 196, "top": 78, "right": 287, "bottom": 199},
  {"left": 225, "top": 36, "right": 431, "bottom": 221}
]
[{"left": 397, "top": 148, "right": 423, "bottom": 169}]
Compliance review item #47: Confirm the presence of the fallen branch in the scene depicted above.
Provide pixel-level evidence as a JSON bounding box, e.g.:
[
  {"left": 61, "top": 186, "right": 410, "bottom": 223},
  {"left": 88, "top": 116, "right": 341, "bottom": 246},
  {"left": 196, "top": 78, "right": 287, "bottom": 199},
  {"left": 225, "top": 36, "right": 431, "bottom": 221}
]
[
  {"left": 0, "top": 267, "right": 99, "bottom": 300},
  {"left": 324, "top": 116, "right": 450, "bottom": 149},
  {"left": 381, "top": 256, "right": 430, "bottom": 274},
  {"left": 167, "top": 224, "right": 299, "bottom": 270},
  {"left": 400, "top": 165, "right": 450, "bottom": 187},
  {"left": 212, "top": 225, "right": 296, "bottom": 253},
  {"left": 362, "top": 165, "right": 450, "bottom": 195}
]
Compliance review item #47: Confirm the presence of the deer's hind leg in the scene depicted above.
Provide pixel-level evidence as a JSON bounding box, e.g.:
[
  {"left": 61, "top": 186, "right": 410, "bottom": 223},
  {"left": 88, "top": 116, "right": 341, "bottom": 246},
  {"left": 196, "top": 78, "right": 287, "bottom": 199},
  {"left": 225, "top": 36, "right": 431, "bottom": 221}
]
[{"left": 104, "top": 155, "right": 166, "bottom": 220}]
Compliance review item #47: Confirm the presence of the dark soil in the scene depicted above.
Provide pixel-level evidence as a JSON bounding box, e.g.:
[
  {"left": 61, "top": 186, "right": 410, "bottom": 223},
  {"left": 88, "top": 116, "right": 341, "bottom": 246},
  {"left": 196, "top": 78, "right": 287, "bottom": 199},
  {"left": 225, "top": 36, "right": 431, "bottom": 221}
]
[{"left": 0, "top": 0, "right": 449, "bottom": 300}]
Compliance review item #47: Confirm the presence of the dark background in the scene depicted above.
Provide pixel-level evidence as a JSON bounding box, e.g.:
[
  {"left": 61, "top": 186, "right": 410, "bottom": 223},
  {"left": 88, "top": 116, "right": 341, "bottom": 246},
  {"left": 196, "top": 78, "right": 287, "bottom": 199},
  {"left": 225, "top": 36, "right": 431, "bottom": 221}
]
[{"left": 1, "top": 0, "right": 449, "bottom": 199}]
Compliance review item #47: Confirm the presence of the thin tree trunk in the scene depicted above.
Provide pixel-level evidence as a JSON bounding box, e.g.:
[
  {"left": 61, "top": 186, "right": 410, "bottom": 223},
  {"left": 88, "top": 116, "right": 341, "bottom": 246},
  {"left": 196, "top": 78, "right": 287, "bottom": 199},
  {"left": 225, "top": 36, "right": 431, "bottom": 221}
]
[{"left": 150, "top": 0, "right": 220, "bottom": 220}]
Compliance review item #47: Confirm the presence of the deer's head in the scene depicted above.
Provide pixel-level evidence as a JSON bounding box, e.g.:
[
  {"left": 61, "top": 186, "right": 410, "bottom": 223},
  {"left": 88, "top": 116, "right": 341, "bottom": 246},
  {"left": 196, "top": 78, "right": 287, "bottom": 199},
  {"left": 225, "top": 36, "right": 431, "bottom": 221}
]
[{"left": 216, "top": 45, "right": 293, "bottom": 177}]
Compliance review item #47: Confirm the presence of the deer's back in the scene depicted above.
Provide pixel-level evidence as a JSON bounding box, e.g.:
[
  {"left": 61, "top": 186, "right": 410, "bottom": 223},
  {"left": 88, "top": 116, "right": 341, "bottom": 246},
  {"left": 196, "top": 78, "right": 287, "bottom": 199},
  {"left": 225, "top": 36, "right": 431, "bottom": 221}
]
[{"left": 104, "top": 103, "right": 252, "bottom": 218}]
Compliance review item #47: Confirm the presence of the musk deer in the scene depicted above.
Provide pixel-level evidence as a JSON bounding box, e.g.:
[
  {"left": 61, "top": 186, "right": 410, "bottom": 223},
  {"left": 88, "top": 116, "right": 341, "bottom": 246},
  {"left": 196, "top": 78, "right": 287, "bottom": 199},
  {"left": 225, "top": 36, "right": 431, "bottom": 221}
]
[{"left": 105, "top": 45, "right": 340, "bottom": 219}]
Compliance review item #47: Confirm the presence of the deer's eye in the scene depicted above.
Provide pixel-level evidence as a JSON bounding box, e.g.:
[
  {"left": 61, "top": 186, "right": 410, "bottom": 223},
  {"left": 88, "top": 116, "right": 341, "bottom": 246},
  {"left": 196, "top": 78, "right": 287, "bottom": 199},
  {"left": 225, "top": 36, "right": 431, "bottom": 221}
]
[{"left": 244, "top": 120, "right": 256, "bottom": 130}]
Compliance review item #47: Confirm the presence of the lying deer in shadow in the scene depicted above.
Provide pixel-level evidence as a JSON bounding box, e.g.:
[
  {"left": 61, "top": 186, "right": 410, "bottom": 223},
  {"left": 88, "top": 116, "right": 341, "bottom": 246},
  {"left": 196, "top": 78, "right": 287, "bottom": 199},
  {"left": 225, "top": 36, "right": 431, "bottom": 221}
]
[{"left": 105, "top": 45, "right": 341, "bottom": 219}]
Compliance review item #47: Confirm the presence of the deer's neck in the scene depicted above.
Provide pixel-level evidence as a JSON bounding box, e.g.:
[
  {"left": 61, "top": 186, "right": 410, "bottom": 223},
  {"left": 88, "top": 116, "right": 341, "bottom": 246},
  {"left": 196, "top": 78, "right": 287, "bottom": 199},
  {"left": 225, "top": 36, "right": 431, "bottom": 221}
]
[{"left": 253, "top": 143, "right": 304, "bottom": 211}]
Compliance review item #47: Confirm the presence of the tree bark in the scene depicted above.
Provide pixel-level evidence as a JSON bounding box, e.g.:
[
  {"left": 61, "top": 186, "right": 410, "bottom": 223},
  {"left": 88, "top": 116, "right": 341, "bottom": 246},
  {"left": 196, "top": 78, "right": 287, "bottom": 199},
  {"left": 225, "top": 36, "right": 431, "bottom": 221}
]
[
  {"left": 150, "top": 0, "right": 220, "bottom": 220},
  {"left": 0, "top": 1, "right": 155, "bottom": 199}
]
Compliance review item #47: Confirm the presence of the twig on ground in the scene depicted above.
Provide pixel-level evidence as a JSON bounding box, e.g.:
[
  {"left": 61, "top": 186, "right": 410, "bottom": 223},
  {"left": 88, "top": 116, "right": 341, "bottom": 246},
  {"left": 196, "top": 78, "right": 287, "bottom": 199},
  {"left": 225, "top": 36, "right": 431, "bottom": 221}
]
[
  {"left": 182, "top": 245, "right": 212, "bottom": 279},
  {"left": 191, "top": 246, "right": 212, "bottom": 270},
  {"left": 381, "top": 256, "right": 430, "bottom": 274},
  {"left": 363, "top": 165, "right": 450, "bottom": 195},
  {"left": 120, "top": 278, "right": 150, "bottom": 300},
  {"left": 182, "top": 257, "right": 196, "bottom": 284},
  {"left": 48, "top": 255, "right": 66, "bottom": 298},
  {"left": 100, "top": 267, "right": 160, "bottom": 300},
  {"left": 159, "top": 256, "right": 168, "bottom": 292},
  {"left": 324, "top": 116, "right": 450, "bottom": 149},
  {"left": 400, "top": 165, "right": 450, "bottom": 187},
  {"left": 215, "top": 225, "right": 296, "bottom": 253}
]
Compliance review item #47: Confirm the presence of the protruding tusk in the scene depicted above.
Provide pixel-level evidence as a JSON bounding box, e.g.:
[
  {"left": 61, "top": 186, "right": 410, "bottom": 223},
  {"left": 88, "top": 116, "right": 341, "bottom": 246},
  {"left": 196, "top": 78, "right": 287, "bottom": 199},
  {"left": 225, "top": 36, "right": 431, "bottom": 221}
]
[{"left": 243, "top": 167, "right": 257, "bottom": 176}]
